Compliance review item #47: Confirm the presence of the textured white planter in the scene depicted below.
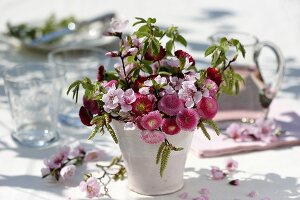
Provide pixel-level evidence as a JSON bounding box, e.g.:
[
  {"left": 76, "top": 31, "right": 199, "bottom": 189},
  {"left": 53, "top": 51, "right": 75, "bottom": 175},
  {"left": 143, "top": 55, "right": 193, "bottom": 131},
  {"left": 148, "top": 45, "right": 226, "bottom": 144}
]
[{"left": 111, "top": 120, "right": 194, "bottom": 195}]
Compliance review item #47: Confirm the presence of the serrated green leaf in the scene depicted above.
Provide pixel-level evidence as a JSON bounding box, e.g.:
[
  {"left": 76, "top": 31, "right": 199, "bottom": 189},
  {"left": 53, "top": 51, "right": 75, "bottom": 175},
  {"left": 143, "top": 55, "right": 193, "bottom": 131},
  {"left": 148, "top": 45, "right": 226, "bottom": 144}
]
[
  {"left": 137, "top": 24, "right": 149, "bottom": 33},
  {"left": 135, "top": 17, "right": 146, "bottom": 22},
  {"left": 238, "top": 43, "right": 246, "bottom": 58},
  {"left": 205, "top": 45, "right": 217, "bottom": 57},
  {"left": 158, "top": 71, "right": 172, "bottom": 76},
  {"left": 234, "top": 73, "right": 244, "bottom": 82},
  {"left": 156, "top": 142, "right": 165, "bottom": 164},
  {"left": 176, "top": 34, "right": 187, "bottom": 46},
  {"left": 66, "top": 80, "right": 81, "bottom": 95},
  {"left": 165, "top": 40, "right": 173, "bottom": 55},
  {"left": 147, "top": 17, "right": 156, "bottom": 24},
  {"left": 141, "top": 64, "right": 153, "bottom": 74},
  {"left": 141, "top": 39, "right": 149, "bottom": 55},
  {"left": 134, "top": 31, "right": 148, "bottom": 38},
  {"left": 160, "top": 146, "right": 171, "bottom": 177},
  {"left": 235, "top": 81, "right": 240, "bottom": 94},
  {"left": 152, "top": 38, "right": 161, "bottom": 55}
]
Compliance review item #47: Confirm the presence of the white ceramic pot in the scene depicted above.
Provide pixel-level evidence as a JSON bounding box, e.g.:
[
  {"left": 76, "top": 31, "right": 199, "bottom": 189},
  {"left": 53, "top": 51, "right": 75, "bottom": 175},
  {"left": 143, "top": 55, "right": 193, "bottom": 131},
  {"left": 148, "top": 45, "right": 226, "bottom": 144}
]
[{"left": 111, "top": 120, "right": 194, "bottom": 195}]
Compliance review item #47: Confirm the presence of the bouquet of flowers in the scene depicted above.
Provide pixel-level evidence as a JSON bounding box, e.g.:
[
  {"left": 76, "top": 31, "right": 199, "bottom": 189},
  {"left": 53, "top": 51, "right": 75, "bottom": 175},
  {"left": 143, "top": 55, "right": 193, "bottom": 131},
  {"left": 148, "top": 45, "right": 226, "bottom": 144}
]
[{"left": 68, "top": 17, "right": 245, "bottom": 177}]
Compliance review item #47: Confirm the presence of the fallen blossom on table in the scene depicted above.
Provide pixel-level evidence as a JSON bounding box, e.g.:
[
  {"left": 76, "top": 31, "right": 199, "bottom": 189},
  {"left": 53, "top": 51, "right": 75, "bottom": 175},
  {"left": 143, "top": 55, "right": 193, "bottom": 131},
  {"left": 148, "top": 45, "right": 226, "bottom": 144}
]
[{"left": 79, "top": 177, "right": 102, "bottom": 198}]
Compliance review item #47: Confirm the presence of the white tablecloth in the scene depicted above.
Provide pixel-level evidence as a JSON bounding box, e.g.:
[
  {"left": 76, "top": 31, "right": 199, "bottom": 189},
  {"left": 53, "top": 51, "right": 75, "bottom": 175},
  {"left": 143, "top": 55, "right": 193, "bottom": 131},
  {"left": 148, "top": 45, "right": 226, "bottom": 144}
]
[{"left": 0, "top": 0, "right": 300, "bottom": 199}]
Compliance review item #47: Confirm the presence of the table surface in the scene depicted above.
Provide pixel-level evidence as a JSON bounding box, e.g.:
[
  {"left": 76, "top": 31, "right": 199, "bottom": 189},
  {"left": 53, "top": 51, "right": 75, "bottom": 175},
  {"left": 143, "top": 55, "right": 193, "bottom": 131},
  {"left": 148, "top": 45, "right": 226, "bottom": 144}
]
[{"left": 1, "top": 0, "right": 300, "bottom": 200}]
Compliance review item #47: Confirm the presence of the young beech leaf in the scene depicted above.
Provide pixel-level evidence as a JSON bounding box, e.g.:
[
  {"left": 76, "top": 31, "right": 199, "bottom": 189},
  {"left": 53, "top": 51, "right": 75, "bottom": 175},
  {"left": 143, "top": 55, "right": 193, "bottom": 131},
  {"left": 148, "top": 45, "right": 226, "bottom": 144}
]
[
  {"left": 205, "top": 45, "right": 217, "bottom": 57},
  {"left": 176, "top": 34, "right": 187, "bottom": 47}
]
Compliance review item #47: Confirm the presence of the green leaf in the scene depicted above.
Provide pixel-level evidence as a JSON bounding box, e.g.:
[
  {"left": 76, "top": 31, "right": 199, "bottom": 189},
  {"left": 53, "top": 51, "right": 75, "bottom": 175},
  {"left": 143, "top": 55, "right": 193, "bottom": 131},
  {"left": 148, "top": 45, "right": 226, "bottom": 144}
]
[
  {"left": 137, "top": 24, "right": 149, "bottom": 33},
  {"left": 198, "top": 121, "right": 211, "bottom": 140},
  {"left": 151, "top": 38, "right": 161, "bottom": 55},
  {"left": 205, "top": 45, "right": 217, "bottom": 57},
  {"left": 134, "top": 31, "right": 148, "bottom": 38},
  {"left": 158, "top": 71, "right": 172, "bottom": 76},
  {"left": 156, "top": 142, "right": 165, "bottom": 164},
  {"left": 165, "top": 40, "right": 174, "bottom": 55},
  {"left": 135, "top": 17, "right": 146, "bottom": 22},
  {"left": 176, "top": 34, "right": 187, "bottom": 47},
  {"left": 147, "top": 17, "right": 156, "bottom": 24},
  {"left": 160, "top": 146, "right": 171, "bottom": 177},
  {"left": 238, "top": 43, "right": 246, "bottom": 58},
  {"left": 66, "top": 80, "right": 81, "bottom": 95},
  {"left": 141, "top": 64, "right": 153, "bottom": 74},
  {"left": 235, "top": 81, "right": 240, "bottom": 94}
]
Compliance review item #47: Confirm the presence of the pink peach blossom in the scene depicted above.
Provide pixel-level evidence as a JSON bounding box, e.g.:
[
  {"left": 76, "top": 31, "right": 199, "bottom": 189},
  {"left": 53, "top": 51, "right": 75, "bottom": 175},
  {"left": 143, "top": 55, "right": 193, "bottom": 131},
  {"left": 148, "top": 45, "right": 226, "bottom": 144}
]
[
  {"left": 79, "top": 177, "right": 101, "bottom": 198},
  {"left": 60, "top": 165, "right": 76, "bottom": 180}
]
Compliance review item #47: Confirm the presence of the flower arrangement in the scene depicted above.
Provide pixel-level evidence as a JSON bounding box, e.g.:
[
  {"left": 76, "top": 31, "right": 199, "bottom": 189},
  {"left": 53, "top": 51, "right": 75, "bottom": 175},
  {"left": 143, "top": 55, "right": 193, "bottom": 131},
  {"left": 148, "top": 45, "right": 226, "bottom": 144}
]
[{"left": 67, "top": 17, "right": 245, "bottom": 177}]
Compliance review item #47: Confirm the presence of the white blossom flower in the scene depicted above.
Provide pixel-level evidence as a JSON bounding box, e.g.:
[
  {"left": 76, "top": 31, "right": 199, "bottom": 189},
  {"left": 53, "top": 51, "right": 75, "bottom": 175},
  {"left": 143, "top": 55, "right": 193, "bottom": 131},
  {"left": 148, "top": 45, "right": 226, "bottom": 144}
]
[
  {"left": 170, "top": 76, "right": 184, "bottom": 90},
  {"left": 60, "top": 165, "right": 76, "bottom": 180},
  {"left": 101, "top": 84, "right": 124, "bottom": 112},
  {"left": 178, "top": 81, "right": 202, "bottom": 108}
]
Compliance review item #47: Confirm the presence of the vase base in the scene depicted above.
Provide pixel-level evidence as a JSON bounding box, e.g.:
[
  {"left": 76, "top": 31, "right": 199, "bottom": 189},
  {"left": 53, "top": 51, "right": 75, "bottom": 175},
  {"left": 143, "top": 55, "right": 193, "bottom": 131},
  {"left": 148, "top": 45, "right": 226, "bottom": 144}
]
[{"left": 128, "top": 182, "right": 184, "bottom": 196}]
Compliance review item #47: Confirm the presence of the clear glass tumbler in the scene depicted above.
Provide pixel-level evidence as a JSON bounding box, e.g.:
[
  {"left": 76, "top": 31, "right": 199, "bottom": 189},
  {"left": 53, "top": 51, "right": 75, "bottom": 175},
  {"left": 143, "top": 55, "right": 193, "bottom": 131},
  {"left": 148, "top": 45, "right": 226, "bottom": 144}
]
[
  {"left": 48, "top": 47, "right": 110, "bottom": 127},
  {"left": 3, "top": 63, "right": 62, "bottom": 147}
]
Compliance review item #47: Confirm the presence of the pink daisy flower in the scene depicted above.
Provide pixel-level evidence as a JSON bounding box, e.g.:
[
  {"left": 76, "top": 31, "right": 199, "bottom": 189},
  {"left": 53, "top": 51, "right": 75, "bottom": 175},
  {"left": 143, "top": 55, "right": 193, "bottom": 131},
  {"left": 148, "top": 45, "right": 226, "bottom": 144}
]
[
  {"left": 136, "top": 116, "right": 145, "bottom": 130},
  {"left": 131, "top": 94, "right": 154, "bottom": 116},
  {"left": 196, "top": 97, "right": 218, "bottom": 119},
  {"left": 141, "top": 111, "right": 163, "bottom": 131},
  {"left": 162, "top": 118, "right": 181, "bottom": 135},
  {"left": 140, "top": 130, "right": 165, "bottom": 144},
  {"left": 158, "top": 94, "right": 184, "bottom": 116},
  {"left": 176, "top": 108, "right": 199, "bottom": 131}
]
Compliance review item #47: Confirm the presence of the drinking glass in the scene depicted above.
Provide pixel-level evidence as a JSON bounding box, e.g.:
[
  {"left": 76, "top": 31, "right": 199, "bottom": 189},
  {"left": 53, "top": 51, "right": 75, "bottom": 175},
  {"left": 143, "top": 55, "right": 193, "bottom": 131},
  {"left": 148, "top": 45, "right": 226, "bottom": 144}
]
[
  {"left": 209, "top": 32, "right": 285, "bottom": 127},
  {"left": 48, "top": 47, "right": 110, "bottom": 127},
  {"left": 3, "top": 63, "right": 62, "bottom": 147}
]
